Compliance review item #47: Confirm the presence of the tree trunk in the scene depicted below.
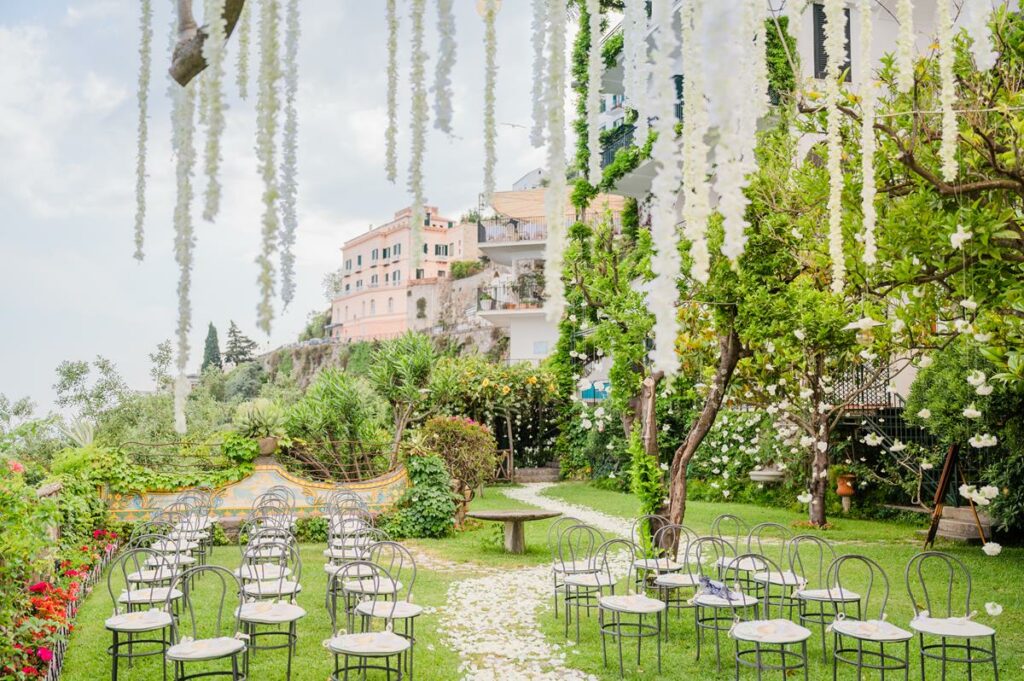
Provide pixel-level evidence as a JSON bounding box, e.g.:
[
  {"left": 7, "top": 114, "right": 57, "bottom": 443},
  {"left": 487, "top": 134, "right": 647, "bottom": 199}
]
[
  {"left": 637, "top": 372, "right": 665, "bottom": 542},
  {"left": 664, "top": 327, "right": 743, "bottom": 539},
  {"left": 170, "top": 0, "right": 248, "bottom": 86}
]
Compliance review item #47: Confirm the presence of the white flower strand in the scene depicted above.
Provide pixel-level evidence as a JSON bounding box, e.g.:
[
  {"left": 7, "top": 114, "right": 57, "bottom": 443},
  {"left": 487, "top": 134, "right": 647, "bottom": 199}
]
[
  {"left": 543, "top": 0, "right": 568, "bottom": 323},
  {"left": 529, "top": 0, "right": 547, "bottom": 148},
  {"left": 433, "top": 0, "right": 456, "bottom": 134},
  {"left": 133, "top": 0, "right": 153, "bottom": 261},
  {"left": 895, "top": 0, "right": 915, "bottom": 93},
  {"left": 385, "top": 0, "right": 399, "bottom": 184},
  {"left": 171, "top": 82, "right": 197, "bottom": 434},
  {"left": 647, "top": 0, "right": 682, "bottom": 376},
  {"left": 409, "top": 0, "right": 429, "bottom": 265},
  {"left": 680, "top": 0, "right": 710, "bottom": 283},
  {"left": 482, "top": 0, "right": 498, "bottom": 203},
  {"left": 824, "top": 0, "right": 847, "bottom": 292},
  {"left": 235, "top": 0, "right": 251, "bottom": 99},
  {"left": 858, "top": 0, "right": 878, "bottom": 265},
  {"left": 585, "top": 0, "right": 603, "bottom": 184},
  {"left": 937, "top": 0, "right": 957, "bottom": 182},
  {"left": 279, "top": 0, "right": 300, "bottom": 309},
  {"left": 959, "top": 1, "right": 997, "bottom": 71},
  {"left": 201, "top": 0, "right": 228, "bottom": 222},
  {"left": 623, "top": 0, "right": 649, "bottom": 142},
  {"left": 255, "top": 0, "right": 282, "bottom": 334}
]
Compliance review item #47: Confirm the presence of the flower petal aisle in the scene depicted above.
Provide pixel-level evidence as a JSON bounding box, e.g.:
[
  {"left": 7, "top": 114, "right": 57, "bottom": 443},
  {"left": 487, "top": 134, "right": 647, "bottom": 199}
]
[{"left": 437, "top": 484, "right": 629, "bottom": 680}]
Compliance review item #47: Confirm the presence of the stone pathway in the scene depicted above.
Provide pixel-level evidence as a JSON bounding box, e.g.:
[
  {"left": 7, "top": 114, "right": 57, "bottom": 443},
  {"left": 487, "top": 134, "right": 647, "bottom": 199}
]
[{"left": 437, "top": 484, "right": 634, "bottom": 680}]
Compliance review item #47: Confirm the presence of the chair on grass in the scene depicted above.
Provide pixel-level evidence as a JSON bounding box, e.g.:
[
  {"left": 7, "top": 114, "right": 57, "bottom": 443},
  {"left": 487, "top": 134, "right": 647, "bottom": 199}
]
[
  {"left": 556, "top": 524, "right": 606, "bottom": 641},
  {"left": 649, "top": 523, "right": 700, "bottom": 641},
  {"left": 726, "top": 553, "right": 812, "bottom": 680},
  {"left": 747, "top": 522, "right": 799, "bottom": 615},
  {"left": 546, "top": 515, "right": 582, "bottom": 619},
  {"left": 905, "top": 551, "right": 999, "bottom": 680},
  {"left": 828, "top": 555, "right": 912, "bottom": 680},
  {"left": 106, "top": 548, "right": 177, "bottom": 681},
  {"left": 325, "top": 562, "right": 411, "bottom": 681},
  {"left": 788, "top": 534, "right": 854, "bottom": 661},
  {"left": 359, "top": 542, "right": 423, "bottom": 679},
  {"left": 164, "top": 565, "right": 247, "bottom": 681},
  {"left": 690, "top": 536, "right": 760, "bottom": 672}
]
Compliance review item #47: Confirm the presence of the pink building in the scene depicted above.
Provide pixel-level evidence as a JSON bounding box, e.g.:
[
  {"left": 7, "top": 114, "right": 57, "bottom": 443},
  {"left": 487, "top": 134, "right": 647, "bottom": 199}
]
[{"left": 329, "top": 205, "right": 472, "bottom": 342}]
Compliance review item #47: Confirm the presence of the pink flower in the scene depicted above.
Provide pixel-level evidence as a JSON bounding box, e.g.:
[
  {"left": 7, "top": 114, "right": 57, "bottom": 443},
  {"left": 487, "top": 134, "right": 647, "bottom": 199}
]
[
  {"left": 36, "top": 648, "right": 53, "bottom": 663},
  {"left": 7, "top": 460, "right": 25, "bottom": 474},
  {"left": 28, "top": 582, "right": 48, "bottom": 594}
]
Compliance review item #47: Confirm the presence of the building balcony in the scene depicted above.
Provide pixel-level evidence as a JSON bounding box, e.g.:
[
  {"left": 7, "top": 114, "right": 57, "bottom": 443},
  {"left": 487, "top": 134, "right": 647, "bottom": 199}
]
[
  {"left": 476, "top": 283, "right": 545, "bottom": 328},
  {"left": 601, "top": 124, "right": 636, "bottom": 168},
  {"left": 477, "top": 216, "right": 548, "bottom": 266}
]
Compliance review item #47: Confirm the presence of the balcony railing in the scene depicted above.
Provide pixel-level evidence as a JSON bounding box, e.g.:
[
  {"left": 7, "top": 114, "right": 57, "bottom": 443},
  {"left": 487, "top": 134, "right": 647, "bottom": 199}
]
[
  {"left": 477, "top": 217, "right": 548, "bottom": 244},
  {"left": 601, "top": 124, "right": 636, "bottom": 168},
  {"left": 477, "top": 283, "right": 545, "bottom": 312}
]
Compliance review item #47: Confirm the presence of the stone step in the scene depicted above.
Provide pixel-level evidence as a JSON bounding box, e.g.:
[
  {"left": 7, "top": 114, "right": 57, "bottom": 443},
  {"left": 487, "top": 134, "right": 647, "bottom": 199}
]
[
  {"left": 514, "top": 467, "right": 561, "bottom": 483},
  {"left": 937, "top": 518, "right": 991, "bottom": 541}
]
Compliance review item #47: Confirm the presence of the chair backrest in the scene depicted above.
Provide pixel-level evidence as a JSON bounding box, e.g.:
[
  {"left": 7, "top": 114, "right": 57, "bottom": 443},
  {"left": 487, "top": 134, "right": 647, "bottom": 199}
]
[
  {"left": 592, "top": 538, "right": 637, "bottom": 590},
  {"left": 828, "top": 554, "right": 891, "bottom": 620},
  {"left": 129, "top": 522, "right": 173, "bottom": 547},
  {"left": 746, "top": 522, "right": 791, "bottom": 565},
  {"left": 264, "top": 485, "right": 297, "bottom": 508},
  {"left": 727, "top": 553, "right": 782, "bottom": 616},
  {"left": 367, "top": 541, "right": 417, "bottom": 601},
  {"left": 630, "top": 514, "right": 669, "bottom": 554},
  {"left": 325, "top": 561, "right": 401, "bottom": 635},
  {"left": 108, "top": 548, "right": 176, "bottom": 615},
  {"left": 787, "top": 534, "right": 837, "bottom": 589},
  {"left": 168, "top": 565, "right": 243, "bottom": 642},
  {"left": 905, "top": 551, "right": 973, "bottom": 619},
  {"left": 711, "top": 514, "right": 750, "bottom": 549},
  {"left": 686, "top": 535, "right": 736, "bottom": 584},
  {"left": 557, "top": 524, "right": 605, "bottom": 571},
  {"left": 241, "top": 539, "right": 301, "bottom": 600},
  {"left": 652, "top": 524, "right": 699, "bottom": 565},
  {"left": 546, "top": 516, "right": 582, "bottom": 559}
]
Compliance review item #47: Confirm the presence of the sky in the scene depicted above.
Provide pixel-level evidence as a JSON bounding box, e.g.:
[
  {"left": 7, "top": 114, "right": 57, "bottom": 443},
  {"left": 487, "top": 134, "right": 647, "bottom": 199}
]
[{"left": 0, "top": 0, "right": 551, "bottom": 414}]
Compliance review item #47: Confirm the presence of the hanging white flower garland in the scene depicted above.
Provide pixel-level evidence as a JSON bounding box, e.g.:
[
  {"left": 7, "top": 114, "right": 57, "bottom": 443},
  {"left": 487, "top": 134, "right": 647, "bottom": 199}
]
[
  {"left": 133, "top": 0, "right": 153, "bottom": 261},
  {"left": 858, "top": 0, "right": 878, "bottom": 265},
  {"left": 481, "top": 0, "right": 498, "bottom": 203},
  {"left": 681, "top": 0, "right": 710, "bottom": 283},
  {"left": 647, "top": 0, "right": 682, "bottom": 376},
  {"left": 895, "top": 0, "right": 915, "bottom": 93},
  {"left": 201, "top": 0, "right": 228, "bottom": 222},
  {"left": 529, "top": 0, "right": 547, "bottom": 148},
  {"left": 623, "top": 0, "right": 649, "bottom": 141},
  {"left": 385, "top": 0, "right": 399, "bottom": 184},
  {"left": 937, "top": 0, "right": 957, "bottom": 182},
  {"left": 255, "top": 0, "right": 282, "bottom": 334},
  {"left": 279, "top": 0, "right": 300, "bottom": 309},
  {"left": 824, "top": 0, "right": 847, "bottom": 293},
  {"left": 585, "top": 0, "right": 603, "bottom": 184},
  {"left": 543, "top": 0, "right": 568, "bottom": 323},
  {"left": 960, "top": 1, "right": 997, "bottom": 71},
  {"left": 171, "top": 81, "right": 197, "bottom": 434},
  {"left": 235, "top": 0, "right": 251, "bottom": 99},
  {"left": 409, "top": 0, "right": 429, "bottom": 264},
  {"left": 434, "top": 0, "right": 456, "bottom": 134}
]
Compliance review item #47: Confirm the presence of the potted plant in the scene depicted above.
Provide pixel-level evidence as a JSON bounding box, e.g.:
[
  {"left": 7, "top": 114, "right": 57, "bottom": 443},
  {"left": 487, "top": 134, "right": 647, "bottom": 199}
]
[
  {"left": 234, "top": 399, "right": 288, "bottom": 456},
  {"left": 479, "top": 290, "right": 495, "bottom": 311},
  {"left": 748, "top": 463, "right": 786, "bottom": 484}
]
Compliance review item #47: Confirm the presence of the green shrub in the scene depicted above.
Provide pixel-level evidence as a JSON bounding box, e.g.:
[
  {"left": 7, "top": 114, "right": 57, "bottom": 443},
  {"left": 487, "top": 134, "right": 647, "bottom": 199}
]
[
  {"left": 380, "top": 451, "right": 456, "bottom": 539},
  {"left": 295, "top": 516, "right": 329, "bottom": 542},
  {"left": 221, "top": 431, "right": 260, "bottom": 464},
  {"left": 418, "top": 416, "right": 498, "bottom": 525},
  {"left": 450, "top": 260, "right": 485, "bottom": 280},
  {"left": 234, "top": 399, "right": 287, "bottom": 439}
]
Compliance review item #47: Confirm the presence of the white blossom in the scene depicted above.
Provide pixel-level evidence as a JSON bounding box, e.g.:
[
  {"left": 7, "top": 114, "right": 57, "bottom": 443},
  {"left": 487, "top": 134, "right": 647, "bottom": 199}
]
[
  {"left": 984, "top": 602, "right": 1003, "bottom": 616},
  {"left": 797, "top": 492, "right": 813, "bottom": 504},
  {"left": 481, "top": 0, "right": 498, "bottom": 202},
  {"left": 969, "top": 433, "right": 998, "bottom": 448},
  {"left": 950, "top": 224, "right": 972, "bottom": 249},
  {"left": 681, "top": 0, "right": 712, "bottom": 282},
  {"left": 966, "top": 370, "right": 987, "bottom": 387},
  {"left": 235, "top": 0, "right": 251, "bottom": 98},
  {"left": 844, "top": 315, "right": 883, "bottom": 331},
  {"left": 959, "top": 2, "right": 997, "bottom": 71},
  {"left": 133, "top": 0, "right": 153, "bottom": 261},
  {"left": 794, "top": 329, "right": 806, "bottom": 341},
  {"left": 895, "top": 0, "right": 915, "bottom": 93},
  {"left": 433, "top": 0, "right": 456, "bottom": 134},
  {"left": 963, "top": 403, "right": 982, "bottom": 419},
  {"left": 976, "top": 384, "right": 994, "bottom": 396},
  {"left": 980, "top": 485, "right": 999, "bottom": 500},
  {"left": 255, "top": 0, "right": 282, "bottom": 334},
  {"left": 890, "top": 439, "right": 907, "bottom": 453},
  {"left": 201, "top": 0, "right": 228, "bottom": 223},
  {"left": 384, "top": 0, "right": 399, "bottom": 183},
  {"left": 920, "top": 461, "right": 934, "bottom": 470},
  {"left": 918, "top": 355, "right": 934, "bottom": 368},
  {"left": 543, "top": 0, "right": 569, "bottom": 323},
  {"left": 171, "top": 80, "right": 197, "bottom": 433},
  {"left": 279, "top": 0, "right": 300, "bottom": 309},
  {"left": 982, "top": 542, "right": 1002, "bottom": 557},
  {"left": 622, "top": 0, "right": 649, "bottom": 142},
  {"left": 529, "top": 0, "right": 547, "bottom": 147},
  {"left": 408, "top": 0, "right": 429, "bottom": 265},
  {"left": 974, "top": 332, "right": 992, "bottom": 343},
  {"left": 824, "top": 0, "right": 847, "bottom": 292},
  {"left": 858, "top": 0, "right": 878, "bottom": 264},
  {"left": 937, "top": 0, "right": 957, "bottom": 181},
  {"left": 585, "top": 0, "right": 604, "bottom": 183},
  {"left": 917, "top": 408, "right": 931, "bottom": 419},
  {"left": 864, "top": 432, "right": 883, "bottom": 447}
]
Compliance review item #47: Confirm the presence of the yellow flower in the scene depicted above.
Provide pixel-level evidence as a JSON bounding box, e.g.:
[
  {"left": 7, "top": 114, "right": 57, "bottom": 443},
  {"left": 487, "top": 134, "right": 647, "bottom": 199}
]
[
  {"left": 547, "top": 384, "right": 556, "bottom": 393},
  {"left": 527, "top": 375, "right": 538, "bottom": 385},
  {"left": 501, "top": 385, "right": 511, "bottom": 395},
  {"left": 481, "top": 378, "right": 490, "bottom": 388}
]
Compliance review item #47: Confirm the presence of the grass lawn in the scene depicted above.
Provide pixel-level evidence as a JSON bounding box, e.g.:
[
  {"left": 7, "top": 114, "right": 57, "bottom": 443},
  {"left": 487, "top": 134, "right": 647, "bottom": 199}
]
[{"left": 61, "top": 483, "right": 1022, "bottom": 680}]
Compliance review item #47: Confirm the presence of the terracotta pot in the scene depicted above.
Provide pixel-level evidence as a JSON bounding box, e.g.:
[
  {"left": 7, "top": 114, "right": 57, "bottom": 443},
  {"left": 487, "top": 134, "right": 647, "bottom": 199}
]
[
  {"left": 257, "top": 436, "right": 279, "bottom": 456},
  {"left": 836, "top": 473, "right": 856, "bottom": 497}
]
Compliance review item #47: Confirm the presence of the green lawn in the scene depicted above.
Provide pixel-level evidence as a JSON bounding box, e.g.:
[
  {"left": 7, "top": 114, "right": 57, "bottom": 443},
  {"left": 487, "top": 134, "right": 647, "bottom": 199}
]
[{"left": 61, "top": 483, "right": 1022, "bottom": 680}]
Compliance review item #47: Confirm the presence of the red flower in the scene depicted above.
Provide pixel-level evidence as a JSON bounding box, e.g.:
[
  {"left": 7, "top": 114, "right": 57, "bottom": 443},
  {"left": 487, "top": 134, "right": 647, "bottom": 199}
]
[
  {"left": 7, "top": 459, "right": 25, "bottom": 474},
  {"left": 22, "top": 666, "right": 38, "bottom": 676},
  {"left": 28, "top": 582, "right": 48, "bottom": 594},
  {"left": 36, "top": 648, "right": 53, "bottom": 663},
  {"left": 92, "top": 529, "right": 107, "bottom": 539}
]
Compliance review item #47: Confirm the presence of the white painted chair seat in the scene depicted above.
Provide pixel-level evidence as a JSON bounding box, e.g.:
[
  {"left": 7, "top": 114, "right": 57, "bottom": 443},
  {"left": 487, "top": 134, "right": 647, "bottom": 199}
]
[
  {"left": 355, "top": 600, "right": 424, "bottom": 620},
  {"left": 175, "top": 518, "right": 211, "bottom": 531},
  {"left": 323, "top": 547, "right": 367, "bottom": 560},
  {"left": 343, "top": 578, "right": 402, "bottom": 595},
  {"left": 752, "top": 570, "right": 802, "bottom": 587},
  {"left": 234, "top": 564, "right": 291, "bottom": 581},
  {"left": 326, "top": 632, "right": 411, "bottom": 657},
  {"left": 910, "top": 616, "right": 995, "bottom": 639},
  {"left": 654, "top": 572, "right": 699, "bottom": 588},
  {"left": 324, "top": 562, "right": 375, "bottom": 578},
  {"left": 554, "top": 560, "right": 596, "bottom": 575},
  {"left": 146, "top": 554, "right": 195, "bottom": 568},
  {"left": 795, "top": 586, "right": 860, "bottom": 603},
  {"left": 170, "top": 530, "right": 208, "bottom": 541},
  {"left": 126, "top": 567, "right": 179, "bottom": 584},
  {"left": 732, "top": 618, "right": 813, "bottom": 644},
  {"left": 105, "top": 609, "right": 173, "bottom": 633},
  {"left": 599, "top": 594, "right": 667, "bottom": 615},
  {"left": 633, "top": 557, "right": 682, "bottom": 571},
  {"left": 330, "top": 537, "right": 372, "bottom": 549},
  {"left": 564, "top": 572, "right": 616, "bottom": 588},
  {"left": 118, "top": 587, "right": 183, "bottom": 605},
  {"left": 832, "top": 618, "right": 913, "bottom": 642},
  {"left": 237, "top": 601, "right": 306, "bottom": 625},
  {"left": 715, "top": 556, "right": 762, "bottom": 572},
  {"left": 693, "top": 592, "right": 759, "bottom": 608},
  {"left": 241, "top": 580, "right": 302, "bottom": 598},
  {"left": 152, "top": 539, "right": 198, "bottom": 553},
  {"left": 166, "top": 637, "right": 245, "bottom": 661}
]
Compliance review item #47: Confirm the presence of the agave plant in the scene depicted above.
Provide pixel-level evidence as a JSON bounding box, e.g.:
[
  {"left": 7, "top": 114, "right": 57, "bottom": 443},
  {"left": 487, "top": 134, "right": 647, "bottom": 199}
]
[
  {"left": 61, "top": 418, "right": 96, "bottom": 448},
  {"left": 233, "top": 398, "right": 286, "bottom": 439}
]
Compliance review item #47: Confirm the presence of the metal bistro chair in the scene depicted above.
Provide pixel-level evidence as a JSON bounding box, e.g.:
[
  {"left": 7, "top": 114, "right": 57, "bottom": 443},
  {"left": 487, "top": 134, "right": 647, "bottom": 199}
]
[
  {"left": 236, "top": 539, "right": 306, "bottom": 681},
  {"left": 234, "top": 524, "right": 294, "bottom": 583},
  {"left": 546, "top": 515, "right": 582, "bottom": 619},
  {"left": 905, "top": 551, "right": 999, "bottom": 680},
  {"left": 650, "top": 524, "right": 700, "bottom": 641},
  {"left": 788, "top": 534, "right": 855, "bottom": 662},
  {"left": 727, "top": 553, "right": 812, "bottom": 680},
  {"left": 557, "top": 524, "right": 606, "bottom": 641},
  {"left": 828, "top": 555, "right": 912, "bottom": 680},
  {"left": 325, "top": 562, "right": 411, "bottom": 681},
  {"left": 594, "top": 538, "right": 667, "bottom": 678},
  {"left": 629, "top": 514, "right": 681, "bottom": 593},
  {"left": 712, "top": 514, "right": 754, "bottom": 586},
  {"left": 106, "top": 548, "right": 177, "bottom": 681},
  {"left": 164, "top": 565, "right": 247, "bottom": 681},
  {"left": 747, "top": 522, "right": 798, "bottom": 615},
  {"left": 690, "top": 536, "right": 760, "bottom": 672},
  {"left": 360, "top": 542, "right": 424, "bottom": 679}
]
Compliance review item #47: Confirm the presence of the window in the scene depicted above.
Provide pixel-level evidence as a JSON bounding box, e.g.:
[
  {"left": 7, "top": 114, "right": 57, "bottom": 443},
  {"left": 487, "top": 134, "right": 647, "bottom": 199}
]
[
  {"left": 370, "top": 299, "right": 376, "bottom": 314},
  {"left": 370, "top": 274, "right": 378, "bottom": 286},
  {"left": 344, "top": 283, "right": 350, "bottom": 293},
  {"left": 393, "top": 269, "right": 401, "bottom": 282},
  {"left": 813, "top": 3, "right": 851, "bottom": 81},
  {"left": 356, "top": 255, "right": 362, "bottom": 266},
  {"left": 434, "top": 244, "right": 449, "bottom": 256},
  {"left": 438, "top": 270, "right": 446, "bottom": 278},
  {"left": 382, "top": 247, "right": 390, "bottom": 259},
  {"left": 344, "top": 259, "right": 352, "bottom": 271},
  {"left": 423, "top": 243, "right": 428, "bottom": 254},
  {"left": 344, "top": 305, "right": 348, "bottom": 320},
  {"left": 424, "top": 215, "right": 430, "bottom": 226},
  {"left": 371, "top": 248, "right": 379, "bottom": 261},
  {"left": 394, "top": 243, "right": 401, "bottom": 256},
  {"left": 387, "top": 297, "right": 394, "bottom": 313},
  {"left": 415, "top": 268, "right": 424, "bottom": 280}
]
